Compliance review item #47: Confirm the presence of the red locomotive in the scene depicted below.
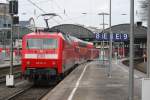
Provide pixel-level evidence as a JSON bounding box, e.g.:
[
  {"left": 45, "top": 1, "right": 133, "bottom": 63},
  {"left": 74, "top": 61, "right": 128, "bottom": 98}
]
[{"left": 21, "top": 31, "right": 99, "bottom": 82}]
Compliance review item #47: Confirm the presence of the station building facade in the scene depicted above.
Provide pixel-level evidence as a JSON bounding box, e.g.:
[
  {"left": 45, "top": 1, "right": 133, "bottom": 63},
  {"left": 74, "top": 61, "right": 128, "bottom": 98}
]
[
  {"left": 0, "top": 2, "right": 32, "bottom": 49},
  {"left": 50, "top": 23, "right": 147, "bottom": 57},
  {"left": 104, "top": 22, "right": 147, "bottom": 57},
  {"left": 50, "top": 24, "right": 95, "bottom": 41},
  {"left": 0, "top": 3, "right": 11, "bottom": 46}
]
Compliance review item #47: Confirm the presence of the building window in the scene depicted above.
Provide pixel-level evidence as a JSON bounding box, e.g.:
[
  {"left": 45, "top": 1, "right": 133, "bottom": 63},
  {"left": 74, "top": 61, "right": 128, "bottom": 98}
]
[
  {"left": 7, "top": 31, "right": 11, "bottom": 39},
  {"left": 8, "top": 24, "right": 11, "bottom": 27},
  {"left": 3, "top": 24, "right": 7, "bottom": 27}
]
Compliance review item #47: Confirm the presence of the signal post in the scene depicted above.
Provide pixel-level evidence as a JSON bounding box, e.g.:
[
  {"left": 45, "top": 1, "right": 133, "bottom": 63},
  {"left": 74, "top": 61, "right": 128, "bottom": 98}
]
[{"left": 6, "top": 0, "right": 18, "bottom": 87}]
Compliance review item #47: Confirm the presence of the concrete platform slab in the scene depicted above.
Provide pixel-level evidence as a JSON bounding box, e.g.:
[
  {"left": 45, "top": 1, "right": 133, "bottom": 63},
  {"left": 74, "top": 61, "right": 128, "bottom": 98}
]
[{"left": 42, "top": 61, "right": 144, "bottom": 100}]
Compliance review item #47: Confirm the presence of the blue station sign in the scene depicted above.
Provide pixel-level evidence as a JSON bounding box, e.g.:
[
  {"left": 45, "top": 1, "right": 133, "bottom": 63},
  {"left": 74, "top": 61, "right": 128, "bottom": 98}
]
[{"left": 95, "top": 33, "right": 128, "bottom": 41}]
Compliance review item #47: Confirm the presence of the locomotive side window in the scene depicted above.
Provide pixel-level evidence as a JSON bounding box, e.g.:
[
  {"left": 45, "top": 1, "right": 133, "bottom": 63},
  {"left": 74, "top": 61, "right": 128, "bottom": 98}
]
[{"left": 26, "top": 38, "right": 58, "bottom": 49}]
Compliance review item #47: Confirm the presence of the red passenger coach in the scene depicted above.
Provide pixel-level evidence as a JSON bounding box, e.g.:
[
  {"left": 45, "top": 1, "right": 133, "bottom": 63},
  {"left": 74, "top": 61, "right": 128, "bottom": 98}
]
[{"left": 21, "top": 31, "right": 99, "bottom": 82}]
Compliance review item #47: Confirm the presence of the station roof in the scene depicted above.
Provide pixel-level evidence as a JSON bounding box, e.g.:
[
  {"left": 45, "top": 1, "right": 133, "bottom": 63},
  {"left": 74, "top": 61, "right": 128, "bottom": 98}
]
[
  {"left": 50, "top": 24, "right": 95, "bottom": 40},
  {"left": 104, "top": 23, "right": 147, "bottom": 39}
]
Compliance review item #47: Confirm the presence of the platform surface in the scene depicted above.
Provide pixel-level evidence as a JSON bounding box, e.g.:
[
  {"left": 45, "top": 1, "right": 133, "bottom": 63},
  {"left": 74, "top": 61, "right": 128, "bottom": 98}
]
[
  {"left": 42, "top": 60, "right": 145, "bottom": 100},
  {"left": 0, "top": 60, "right": 20, "bottom": 68}
]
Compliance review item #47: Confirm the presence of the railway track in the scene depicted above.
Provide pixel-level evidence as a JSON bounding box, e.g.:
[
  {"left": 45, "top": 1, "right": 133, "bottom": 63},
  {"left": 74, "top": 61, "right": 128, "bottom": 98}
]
[
  {"left": 0, "top": 63, "right": 21, "bottom": 84},
  {"left": 5, "top": 85, "right": 33, "bottom": 100},
  {"left": 3, "top": 63, "right": 79, "bottom": 100},
  {"left": 0, "top": 62, "right": 81, "bottom": 100},
  {"left": 0, "top": 71, "right": 21, "bottom": 83},
  {"left": 122, "top": 57, "right": 146, "bottom": 73},
  {"left": 5, "top": 82, "right": 56, "bottom": 100}
]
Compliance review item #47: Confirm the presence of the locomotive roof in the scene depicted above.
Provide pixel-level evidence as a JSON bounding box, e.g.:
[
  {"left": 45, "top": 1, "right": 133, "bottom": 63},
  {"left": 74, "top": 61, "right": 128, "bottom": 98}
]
[
  {"left": 24, "top": 32, "right": 65, "bottom": 38},
  {"left": 24, "top": 32, "right": 93, "bottom": 47},
  {"left": 24, "top": 32, "right": 57, "bottom": 36}
]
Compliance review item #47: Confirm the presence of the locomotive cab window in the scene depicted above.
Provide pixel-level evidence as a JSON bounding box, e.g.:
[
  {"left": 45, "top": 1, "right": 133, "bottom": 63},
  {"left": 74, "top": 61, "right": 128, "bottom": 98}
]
[{"left": 26, "top": 38, "right": 58, "bottom": 49}]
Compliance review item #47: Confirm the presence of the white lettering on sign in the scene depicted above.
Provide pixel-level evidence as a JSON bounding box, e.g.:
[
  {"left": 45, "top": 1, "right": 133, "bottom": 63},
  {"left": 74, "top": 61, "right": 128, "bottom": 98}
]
[
  {"left": 103, "top": 33, "right": 107, "bottom": 40},
  {"left": 116, "top": 34, "right": 121, "bottom": 40},
  {"left": 96, "top": 33, "right": 100, "bottom": 39},
  {"left": 95, "top": 33, "right": 128, "bottom": 41},
  {"left": 123, "top": 34, "right": 128, "bottom": 40}
]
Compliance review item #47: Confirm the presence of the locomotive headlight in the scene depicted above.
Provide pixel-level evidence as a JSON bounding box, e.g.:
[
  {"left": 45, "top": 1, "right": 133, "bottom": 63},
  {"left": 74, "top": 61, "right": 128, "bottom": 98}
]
[
  {"left": 27, "top": 61, "right": 30, "bottom": 65},
  {"left": 52, "top": 62, "right": 56, "bottom": 65}
]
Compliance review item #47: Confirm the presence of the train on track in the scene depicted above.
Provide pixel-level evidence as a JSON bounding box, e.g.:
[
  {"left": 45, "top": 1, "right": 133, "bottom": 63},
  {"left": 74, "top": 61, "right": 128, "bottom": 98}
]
[{"left": 21, "top": 30, "right": 99, "bottom": 83}]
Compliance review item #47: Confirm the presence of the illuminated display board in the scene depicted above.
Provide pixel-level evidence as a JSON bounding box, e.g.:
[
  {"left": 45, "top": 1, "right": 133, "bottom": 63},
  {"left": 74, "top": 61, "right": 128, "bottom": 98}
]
[{"left": 95, "top": 33, "right": 128, "bottom": 41}]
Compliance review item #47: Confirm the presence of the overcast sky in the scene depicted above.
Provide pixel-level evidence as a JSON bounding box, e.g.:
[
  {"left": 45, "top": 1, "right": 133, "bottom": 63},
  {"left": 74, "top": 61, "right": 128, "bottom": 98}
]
[{"left": 1, "top": 0, "right": 142, "bottom": 28}]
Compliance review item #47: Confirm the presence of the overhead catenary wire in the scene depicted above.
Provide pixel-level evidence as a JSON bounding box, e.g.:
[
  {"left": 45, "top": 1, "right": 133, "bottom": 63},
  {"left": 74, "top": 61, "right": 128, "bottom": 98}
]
[
  {"left": 58, "top": 13, "right": 90, "bottom": 24},
  {"left": 33, "top": 0, "right": 63, "bottom": 9},
  {"left": 34, "top": 0, "right": 50, "bottom": 4},
  {"left": 26, "top": 0, "right": 60, "bottom": 24},
  {"left": 49, "top": 0, "right": 68, "bottom": 16},
  {"left": 45, "top": 0, "right": 64, "bottom": 10}
]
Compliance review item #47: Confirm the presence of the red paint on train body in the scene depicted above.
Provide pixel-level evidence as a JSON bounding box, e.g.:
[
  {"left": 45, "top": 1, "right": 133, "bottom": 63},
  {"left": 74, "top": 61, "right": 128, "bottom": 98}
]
[{"left": 21, "top": 31, "right": 99, "bottom": 81}]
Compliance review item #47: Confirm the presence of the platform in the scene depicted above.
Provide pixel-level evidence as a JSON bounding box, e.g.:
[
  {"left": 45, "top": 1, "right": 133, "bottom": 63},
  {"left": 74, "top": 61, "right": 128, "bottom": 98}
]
[
  {"left": 42, "top": 60, "right": 146, "bottom": 100},
  {"left": 0, "top": 60, "right": 21, "bottom": 68}
]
